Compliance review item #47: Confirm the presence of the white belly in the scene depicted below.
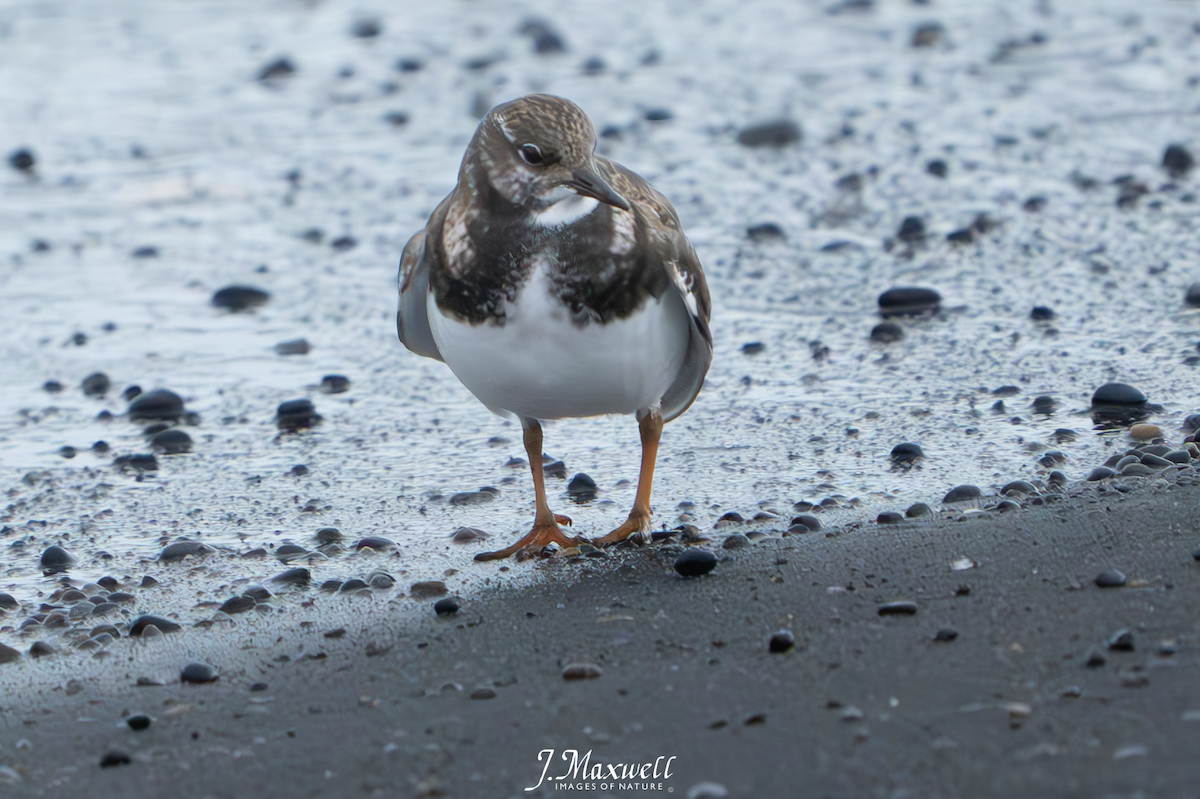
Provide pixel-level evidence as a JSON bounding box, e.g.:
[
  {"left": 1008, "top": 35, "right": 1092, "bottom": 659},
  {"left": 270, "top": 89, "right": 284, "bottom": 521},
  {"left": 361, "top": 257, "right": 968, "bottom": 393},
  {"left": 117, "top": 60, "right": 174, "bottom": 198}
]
[{"left": 427, "top": 262, "right": 689, "bottom": 420}]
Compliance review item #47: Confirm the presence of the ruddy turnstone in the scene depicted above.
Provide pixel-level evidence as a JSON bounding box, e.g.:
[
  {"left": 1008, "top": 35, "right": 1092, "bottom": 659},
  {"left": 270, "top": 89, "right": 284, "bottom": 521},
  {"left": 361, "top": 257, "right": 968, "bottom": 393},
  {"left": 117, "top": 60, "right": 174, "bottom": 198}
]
[{"left": 397, "top": 94, "right": 711, "bottom": 561}]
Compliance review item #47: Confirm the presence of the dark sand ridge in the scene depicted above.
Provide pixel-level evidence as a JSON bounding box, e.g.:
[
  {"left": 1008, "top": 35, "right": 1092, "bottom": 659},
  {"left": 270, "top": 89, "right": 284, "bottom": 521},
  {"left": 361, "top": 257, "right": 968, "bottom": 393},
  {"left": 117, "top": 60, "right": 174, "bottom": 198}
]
[{"left": 2, "top": 471, "right": 1198, "bottom": 798}]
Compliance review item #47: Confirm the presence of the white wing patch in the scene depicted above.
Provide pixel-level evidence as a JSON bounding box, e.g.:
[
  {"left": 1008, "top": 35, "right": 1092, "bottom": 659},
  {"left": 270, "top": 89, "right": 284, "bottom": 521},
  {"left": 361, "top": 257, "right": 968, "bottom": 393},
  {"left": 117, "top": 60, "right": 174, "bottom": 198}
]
[{"left": 668, "top": 261, "right": 699, "bottom": 317}]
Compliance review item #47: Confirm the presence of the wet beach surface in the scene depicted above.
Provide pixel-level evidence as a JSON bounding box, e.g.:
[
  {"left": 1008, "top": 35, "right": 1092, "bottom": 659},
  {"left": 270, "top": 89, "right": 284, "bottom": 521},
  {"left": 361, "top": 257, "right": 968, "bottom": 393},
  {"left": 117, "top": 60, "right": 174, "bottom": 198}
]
[{"left": 2, "top": 0, "right": 1200, "bottom": 795}]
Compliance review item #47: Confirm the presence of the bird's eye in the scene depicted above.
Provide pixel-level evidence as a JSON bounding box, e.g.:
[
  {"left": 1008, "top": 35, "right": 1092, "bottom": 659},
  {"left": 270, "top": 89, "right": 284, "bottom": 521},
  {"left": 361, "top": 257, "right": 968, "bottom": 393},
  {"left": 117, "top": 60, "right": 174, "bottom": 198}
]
[{"left": 519, "top": 144, "right": 544, "bottom": 166}]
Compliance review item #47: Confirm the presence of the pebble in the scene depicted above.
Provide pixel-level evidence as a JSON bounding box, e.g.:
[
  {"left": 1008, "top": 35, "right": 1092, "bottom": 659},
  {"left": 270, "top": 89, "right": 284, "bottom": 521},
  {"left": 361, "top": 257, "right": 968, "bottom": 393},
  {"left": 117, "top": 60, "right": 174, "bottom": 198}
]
[
  {"left": 1087, "top": 466, "right": 1117, "bottom": 481},
  {"left": 180, "top": 662, "right": 218, "bottom": 683},
  {"left": 561, "top": 662, "right": 603, "bottom": 681},
  {"left": 876, "top": 511, "right": 904, "bottom": 524},
  {"left": 0, "top": 643, "right": 19, "bottom": 664},
  {"left": 274, "top": 338, "right": 310, "bottom": 356},
  {"left": 339, "top": 579, "right": 367, "bottom": 592},
  {"left": 29, "top": 640, "right": 56, "bottom": 658},
  {"left": 316, "top": 528, "right": 343, "bottom": 545},
  {"left": 1186, "top": 283, "right": 1200, "bottom": 308},
  {"left": 912, "top": 21, "right": 945, "bottom": 47},
  {"left": 319, "top": 375, "right": 350, "bottom": 394},
  {"left": 218, "top": 596, "right": 255, "bottom": 615},
  {"left": 1031, "top": 396, "right": 1057, "bottom": 415},
  {"left": 1091, "top": 382, "right": 1146, "bottom": 406},
  {"left": 99, "top": 751, "right": 132, "bottom": 768},
  {"left": 367, "top": 572, "right": 395, "bottom": 589},
  {"left": 8, "top": 148, "right": 35, "bottom": 172},
  {"left": 746, "top": 223, "right": 785, "bottom": 242},
  {"left": 878, "top": 287, "right": 940, "bottom": 316},
  {"left": 470, "top": 687, "right": 497, "bottom": 700},
  {"left": 36, "top": 548, "right": 78, "bottom": 580},
  {"left": 520, "top": 18, "right": 567, "bottom": 54},
  {"left": 768, "top": 630, "right": 795, "bottom": 653},
  {"left": 926, "top": 159, "right": 948, "bottom": 178},
  {"left": 643, "top": 108, "right": 673, "bottom": 122},
  {"left": 128, "top": 615, "right": 182, "bottom": 636},
  {"left": 128, "top": 389, "right": 185, "bottom": 421},
  {"left": 355, "top": 536, "right": 395, "bottom": 551},
  {"left": 81, "top": 372, "right": 110, "bottom": 397},
  {"left": 1085, "top": 649, "right": 1106, "bottom": 667},
  {"left": 330, "top": 236, "right": 357, "bottom": 252},
  {"left": 131, "top": 246, "right": 158, "bottom": 258},
  {"left": 1030, "top": 306, "right": 1056, "bottom": 321},
  {"left": 434, "top": 596, "right": 461, "bottom": 616},
  {"left": 159, "top": 541, "right": 213, "bottom": 562},
  {"left": 791, "top": 513, "right": 821, "bottom": 531},
  {"left": 274, "top": 544, "right": 309, "bottom": 562},
  {"left": 42, "top": 379, "right": 63, "bottom": 393},
  {"left": 905, "top": 502, "right": 932, "bottom": 518},
  {"left": 1129, "top": 424, "right": 1161, "bottom": 441},
  {"left": 735, "top": 120, "right": 801, "bottom": 147},
  {"left": 674, "top": 549, "right": 717, "bottom": 577},
  {"left": 1163, "top": 144, "right": 1195, "bottom": 178},
  {"left": 1094, "top": 569, "right": 1126, "bottom": 588},
  {"left": 449, "top": 489, "right": 496, "bottom": 506},
  {"left": 150, "top": 428, "right": 192, "bottom": 454},
  {"left": 685, "top": 783, "right": 728, "bottom": 799},
  {"left": 942, "top": 485, "right": 981, "bottom": 504},
  {"left": 1000, "top": 480, "right": 1036, "bottom": 496},
  {"left": 0, "top": 593, "right": 17, "bottom": 610},
  {"left": 877, "top": 600, "right": 918, "bottom": 616},
  {"left": 1024, "top": 196, "right": 1047, "bottom": 212},
  {"left": 276, "top": 399, "right": 322, "bottom": 431},
  {"left": 211, "top": 285, "right": 270, "bottom": 311},
  {"left": 257, "top": 57, "right": 296, "bottom": 84},
  {"left": 126, "top": 715, "right": 151, "bottom": 731},
  {"left": 271, "top": 568, "right": 311, "bottom": 587},
  {"left": 1121, "top": 463, "right": 1155, "bottom": 477},
  {"left": 568, "top": 473, "right": 598, "bottom": 503},
  {"left": 722, "top": 533, "right": 751, "bottom": 549},
  {"left": 139, "top": 576, "right": 159, "bottom": 589},
  {"left": 350, "top": 17, "right": 381, "bottom": 38},
  {"left": 543, "top": 460, "right": 568, "bottom": 479},
  {"left": 242, "top": 585, "right": 271, "bottom": 601},
  {"left": 895, "top": 217, "right": 926, "bottom": 244},
  {"left": 1107, "top": 629, "right": 1135, "bottom": 651},
  {"left": 450, "top": 527, "right": 489, "bottom": 543},
  {"left": 409, "top": 581, "right": 449, "bottom": 599},
  {"left": 870, "top": 322, "right": 904, "bottom": 343},
  {"left": 933, "top": 628, "right": 958, "bottom": 642}
]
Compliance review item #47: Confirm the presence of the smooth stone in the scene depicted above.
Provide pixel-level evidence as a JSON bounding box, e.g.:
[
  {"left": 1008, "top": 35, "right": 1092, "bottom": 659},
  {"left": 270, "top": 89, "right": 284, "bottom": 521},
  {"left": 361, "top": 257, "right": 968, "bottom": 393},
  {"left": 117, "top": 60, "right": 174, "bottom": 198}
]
[
  {"left": 1031, "top": 396, "right": 1057, "bottom": 415},
  {"left": 126, "top": 715, "right": 152, "bottom": 731},
  {"left": 128, "top": 389, "right": 185, "bottom": 421},
  {"left": 39, "top": 545, "right": 77, "bottom": 574},
  {"left": 1087, "top": 466, "right": 1117, "bottom": 481},
  {"left": 890, "top": 442, "right": 924, "bottom": 464},
  {"left": 768, "top": 630, "right": 795, "bottom": 653},
  {"left": 543, "top": 460, "right": 568, "bottom": 479},
  {"left": 113, "top": 454, "right": 159, "bottom": 472},
  {"left": 29, "top": 640, "right": 57, "bottom": 658},
  {"left": 218, "top": 596, "right": 256, "bottom": 615},
  {"left": 870, "top": 322, "right": 904, "bottom": 343},
  {"left": 448, "top": 489, "right": 496, "bottom": 506},
  {"left": 674, "top": 549, "right": 717, "bottom": 577},
  {"left": 150, "top": 429, "right": 192, "bottom": 454},
  {"left": 1030, "top": 305, "right": 1056, "bottom": 321},
  {"left": 271, "top": 568, "right": 311, "bottom": 587},
  {"left": 876, "top": 511, "right": 904, "bottom": 524},
  {"left": 722, "top": 533, "right": 751, "bottom": 549},
  {"left": 561, "top": 662, "right": 603, "bottom": 681},
  {"left": 450, "top": 527, "right": 489, "bottom": 543},
  {"left": 1091, "top": 382, "right": 1146, "bottom": 406},
  {"left": 1095, "top": 569, "right": 1126, "bottom": 588},
  {"left": 1120, "top": 463, "right": 1155, "bottom": 477},
  {"left": 276, "top": 399, "right": 321, "bottom": 431},
  {"left": 790, "top": 514, "right": 821, "bottom": 531},
  {"left": 0, "top": 593, "right": 18, "bottom": 610},
  {"left": 180, "top": 662, "right": 218, "bottom": 683},
  {"left": 736, "top": 120, "right": 801, "bottom": 147},
  {"left": 159, "top": 541, "right": 213, "bottom": 562},
  {"left": 1164, "top": 144, "right": 1195, "bottom": 179},
  {"left": 746, "top": 223, "right": 785, "bottom": 242},
  {"left": 1000, "top": 480, "right": 1037, "bottom": 496},
  {"left": 434, "top": 596, "right": 461, "bottom": 616},
  {"left": 878, "top": 287, "right": 939, "bottom": 316},
  {"left": 81, "top": 372, "right": 111, "bottom": 397},
  {"left": 139, "top": 576, "right": 159, "bottom": 589},
  {"left": 567, "top": 473, "right": 598, "bottom": 503},
  {"left": 0, "top": 642, "right": 22, "bottom": 664},
  {"left": 470, "top": 687, "right": 497, "bottom": 700},
  {"left": 339, "top": 579, "right": 367, "bottom": 592},
  {"left": 315, "top": 528, "right": 342, "bottom": 545},
  {"left": 211, "top": 285, "right": 269, "bottom": 311},
  {"left": 1107, "top": 629, "right": 1135, "bottom": 651},
  {"left": 99, "top": 751, "right": 132, "bottom": 768},
  {"left": 274, "top": 338, "right": 310, "bottom": 356},
  {"left": 878, "top": 600, "right": 918, "bottom": 616},
  {"left": 1165, "top": 450, "right": 1192, "bottom": 464},
  {"left": 1139, "top": 453, "right": 1172, "bottom": 469},
  {"left": 1130, "top": 424, "right": 1162, "bottom": 441},
  {"left": 242, "top": 585, "right": 271, "bottom": 601},
  {"left": 409, "top": 581, "right": 448, "bottom": 599},
  {"left": 367, "top": 572, "right": 395, "bottom": 589},
  {"left": 355, "top": 536, "right": 395, "bottom": 551},
  {"left": 128, "top": 615, "right": 181, "bottom": 636},
  {"left": 942, "top": 485, "right": 981, "bottom": 504},
  {"left": 274, "top": 543, "right": 309, "bottom": 562},
  {"left": 933, "top": 628, "right": 958, "bottom": 642},
  {"left": 319, "top": 374, "right": 350, "bottom": 394},
  {"left": 8, "top": 147, "right": 35, "bottom": 172},
  {"left": 895, "top": 217, "right": 926, "bottom": 244}
]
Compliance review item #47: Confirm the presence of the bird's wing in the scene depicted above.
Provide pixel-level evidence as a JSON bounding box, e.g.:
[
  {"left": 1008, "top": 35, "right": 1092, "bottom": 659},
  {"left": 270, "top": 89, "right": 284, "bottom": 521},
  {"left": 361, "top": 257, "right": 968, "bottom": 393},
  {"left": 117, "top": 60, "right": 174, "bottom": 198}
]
[
  {"left": 598, "top": 157, "right": 713, "bottom": 422},
  {"left": 396, "top": 213, "right": 445, "bottom": 362}
]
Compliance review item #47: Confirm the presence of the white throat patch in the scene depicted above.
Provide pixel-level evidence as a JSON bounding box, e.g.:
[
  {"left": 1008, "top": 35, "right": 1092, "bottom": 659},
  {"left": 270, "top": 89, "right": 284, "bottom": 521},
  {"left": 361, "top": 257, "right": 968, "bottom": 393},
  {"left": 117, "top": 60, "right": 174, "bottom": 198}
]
[{"left": 534, "top": 191, "right": 600, "bottom": 228}]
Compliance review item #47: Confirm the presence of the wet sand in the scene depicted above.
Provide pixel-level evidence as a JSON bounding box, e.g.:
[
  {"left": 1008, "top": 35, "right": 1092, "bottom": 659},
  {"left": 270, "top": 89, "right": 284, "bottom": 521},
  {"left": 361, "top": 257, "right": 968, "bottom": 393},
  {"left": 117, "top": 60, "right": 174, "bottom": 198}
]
[{"left": 3, "top": 474, "right": 1199, "bottom": 798}]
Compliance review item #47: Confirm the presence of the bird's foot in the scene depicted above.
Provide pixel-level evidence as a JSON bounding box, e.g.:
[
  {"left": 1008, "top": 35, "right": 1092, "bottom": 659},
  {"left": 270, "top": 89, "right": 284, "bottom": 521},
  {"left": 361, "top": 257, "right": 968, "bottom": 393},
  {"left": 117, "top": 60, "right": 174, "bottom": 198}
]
[
  {"left": 594, "top": 511, "right": 653, "bottom": 547},
  {"left": 474, "top": 521, "right": 585, "bottom": 562}
]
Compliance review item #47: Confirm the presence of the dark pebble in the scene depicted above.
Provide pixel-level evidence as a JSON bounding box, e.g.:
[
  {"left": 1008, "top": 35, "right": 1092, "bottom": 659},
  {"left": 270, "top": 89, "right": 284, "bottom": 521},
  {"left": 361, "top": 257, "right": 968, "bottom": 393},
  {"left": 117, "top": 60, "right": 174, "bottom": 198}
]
[
  {"left": 274, "top": 543, "right": 309, "bottom": 562},
  {"left": 926, "top": 159, "right": 948, "bottom": 178},
  {"left": 330, "top": 235, "right": 357, "bottom": 252},
  {"left": 876, "top": 511, "right": 904, "bottom": 525},
  {"left": 367, "top": 572, "right": 395, "bottom": 589},
  {"left": 1163, "top": 144, "right": 1195, "bottom": 179},
  {"left": 543, "top": 460, "right": 567, "bottom": 479},
  {"left": 126, "top": 715, "right": 151, "bottom": 731},
  {"left": 59, "top": 446, "right": 76, "bottom": 459},
  {"left": 274, "top": 338, "right": 310, "bottom": 356},
  {"left": 890, "top": 442, "right": 924, "bottom": 465},
  {"left": 450, "top": 527, "right": 489, "bottom": 543},
  {"left": 942, "top": 485, "right": 981, "bottom": 504},
  {"left": 319, "top": 374, "right": 350, "bottom": 394},
  {"left": 150, "top": 428, "right": 192, "bottom": 454},
  {"left": 316, "top": 527, "right": 342, "bottom": 545},
  {"left": 790, "top": 513, "right": 821, "bottom": 531},
  {"left": 1038, "top": 451, "right": 1066, "bottom": 468},
  {"left": 643, "top": 108, "right": 673, "bottom": 122},
  {"left": 29, "top": 640, "right": 57, "bottom": 658},
  {"left": 870, "top": 322, "right": 904, "bottom": 343},
  {"left": 1030, "top": 306, "right": 1056, "bottom": 321},
  {"left": 159, "top": 541, "right": 213, "bottom": 562},
  {"left": 181, "top": 662, "right": 218, "bottom": 683},
  {"left": 1087, "top": 466, "right": 1117, "bottom": 481},
  {"left": 219, "top": 596, "right": 255, "bottom": 615},
  {"left": 895, "top": 216, "right": 926, "bottom": 244},
  {"left": 562, "top": 662, "right": 603, "bottom": 681},
  {"left": 470, "top": 687, "right": 497, "bottom": 700},
  {"left": 878, "top": 600, "right": 918, "bottom": 616},
  {"left": 271, "top": 568, "right": 311, "bottom": 587},
  {"left": 0, "top": 593, "right": 17, "bottom": 610},
  {"left": 722, "top": 533, "right": 751, "bottom": 549},
  {"left": 121, "top": 385, "right": 143, "bottom": 402},
  {"left": 81, "top": 372, "right": 110, "bottom": 397},
  {"left": 289, "top": 464, "right": 308, "bottom": 476},
  {"left": 130, "top": 246, "right": 158, "bottom": 258},
  {"left": 1001, "top": 480, "right": 1037, "bottom": 496},
  {"left": 741, "top": 341, "right": 767, "bottom": 355},
  {"left": 99, "top": 751, "right": 132, "bottom": 768},
  {"left": 520, "top": 18, "right": 567, "bottom": 54},
  {"left": 568, "top": 473, "right": 597, "bottom": 503},
  {"left": 905, "top": 502, "right": 932, "bottom": 518},
  {"left": 717, "top": 511, "right": 745, "bottom": 524},
  {"left": 946, "top": 227, "right": 974, "bottom": 245},
  {"left": 129, "top": 615, "right": 182, "bottom": 636},
  {"left": 242, "top": 585, "right": 271, "bottom": 601},
  {"left": 933, "top": 628, "right": 958, "bottom": 642},
  {"left": 674, "top": 549, "right": 717, "bottom": 577},
  {"left": 1023, "top": 196, "right": 1047, "bottom": 212},
  {"left": 768, "top": 630, "right": 795, "bottom": 653},
  {"left": 1186, "top": 414, "right": 1200, "bottom": 431},
  {"left": 746, "top": 223, "right": 785, "bottom": 242},
  {"left": 40, "top": 545, "right": 76, "bottom": 574},
  {"left": 8, "top": 148, "right": 35, "bottom": 172},
  {"left": 128, "top": 389, "right": 185, "bottom": 421},
  {"left": 1164, "top": 450, "right": 1191, "bottom": 464},
  {"left": 409, "top": 581, "right": 449, "bottom": 599},
  {"left": 350, "top": 17, "right": 381, "bottom": 38},
  {"left": 582, "top": 55, "right": 606, "bottom": 75},
  {"left": 320, "top": 580, "right": 343, "bottom": 592},
  {"left": 1107, "top": 629, "right": 1135, "bottom": 651},
  {"left": 106, "top": 591, "right": 135, "bottom": 604},
  {"left": 736, "top": 120, "right": 801, "bottom": 148},
  {"left": 339, "top": 578, "right": 368, "bottom": 592},
  {"left": 257, "top": 57, "right": 296, "bottom": 83},
  {"left": 1192, "top": 546, "right": 1200, "bottom": 561},
  {"left": 92, "top": 441, "right": 110, "bottom": 453},
  {"left": 878, "top": 287, "right": 940, "bottom": 316},
  {"left": 434, "top": 596, "right": 461, "bottom": 616},
  {"left": 1091, "top": 382, "right": 1146, "bottom": 406},
  {"left": 1186, "top": 283, "right": 1200, "bottom": 308},
  {"left": 211, "top": 285, "right": 270, "bottom": 312},
  {"left": 276, "top": 399, "right": 322, "bottom": 431},
  {"left": 912, "top": 22, "right": 944, "bottom": 47},
  {"left": 449, "top": 490, "right": 496, "bottom": 506},
  {"left": 1031, "top": 396, "right": 1057, "bottom": 415},
  {"left": 0, "top": 642, "right": 20, "bottom": 664},
  {"left": 1094, "top": 569, "right": 1126, "bottom": 588},
  {"left": 42, "top": 379, "right": 63, "bottom": 393},
  {"left": 355, "top": 536, "right": 395, "bottom": 551}
]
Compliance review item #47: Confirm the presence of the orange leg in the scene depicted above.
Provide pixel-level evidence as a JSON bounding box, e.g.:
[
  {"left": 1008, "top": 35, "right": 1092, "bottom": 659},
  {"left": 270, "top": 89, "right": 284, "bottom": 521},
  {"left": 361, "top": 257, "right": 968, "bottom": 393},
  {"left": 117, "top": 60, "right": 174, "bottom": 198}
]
[
  {"left": 475, "top": 419, "right": 584, "bottom": 561},
  {"left": 595, "top": 410, "right": 663, "bottom": 547}
]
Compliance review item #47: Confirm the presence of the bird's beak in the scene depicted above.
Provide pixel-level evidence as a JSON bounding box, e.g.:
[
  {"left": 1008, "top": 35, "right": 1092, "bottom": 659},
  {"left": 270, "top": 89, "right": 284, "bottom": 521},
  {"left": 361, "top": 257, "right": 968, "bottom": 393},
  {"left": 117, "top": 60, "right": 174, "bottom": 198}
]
[{"left": 565, "top": 167, "right": 630, "bottom": 211}]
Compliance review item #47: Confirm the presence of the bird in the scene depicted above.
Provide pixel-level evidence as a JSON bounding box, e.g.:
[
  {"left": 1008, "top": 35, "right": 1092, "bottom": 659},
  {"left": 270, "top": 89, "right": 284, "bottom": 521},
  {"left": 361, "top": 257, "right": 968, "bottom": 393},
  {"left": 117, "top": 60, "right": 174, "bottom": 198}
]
[{"left": 397, "top": 94, "right": 711, "bottom": 561}]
